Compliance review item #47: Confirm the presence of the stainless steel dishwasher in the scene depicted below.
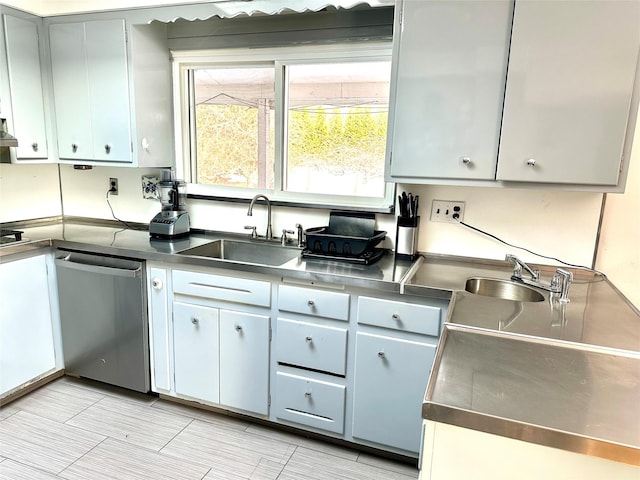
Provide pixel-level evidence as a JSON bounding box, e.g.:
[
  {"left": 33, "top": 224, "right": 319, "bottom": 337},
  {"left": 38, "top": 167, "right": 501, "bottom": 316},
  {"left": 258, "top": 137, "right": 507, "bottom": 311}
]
[{"left": 55, "top": 250, "right": 150, "bottom": 393}]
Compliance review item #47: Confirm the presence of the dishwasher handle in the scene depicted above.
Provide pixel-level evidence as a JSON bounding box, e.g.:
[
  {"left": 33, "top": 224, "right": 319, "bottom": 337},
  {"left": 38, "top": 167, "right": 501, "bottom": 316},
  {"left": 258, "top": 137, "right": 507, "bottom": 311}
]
[{"left": 55, "top": 256, "right": 142, "bottom": 278}]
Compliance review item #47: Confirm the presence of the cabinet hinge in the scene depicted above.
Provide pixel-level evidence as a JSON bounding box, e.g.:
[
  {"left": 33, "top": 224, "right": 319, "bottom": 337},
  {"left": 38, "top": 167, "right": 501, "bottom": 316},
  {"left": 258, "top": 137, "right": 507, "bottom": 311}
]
[
  {"left": 131, "top": 142, "right": 134, "bottom": 153},
  {"left": 268, "top": 394, "right": 271, "bottom": 407},
  {"left": 269, "top": 327, "right": 272, "bottom": 341}
]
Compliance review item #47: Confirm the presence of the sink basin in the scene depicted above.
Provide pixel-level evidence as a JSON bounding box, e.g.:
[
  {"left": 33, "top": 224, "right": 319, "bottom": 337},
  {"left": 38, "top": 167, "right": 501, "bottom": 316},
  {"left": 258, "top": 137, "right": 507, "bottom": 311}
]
[
  {"left": 465, "top": 277, "right": 545, "bottom": 302},
  {"left": 178, "top": 239, "right": 300, "bottom": 267}
]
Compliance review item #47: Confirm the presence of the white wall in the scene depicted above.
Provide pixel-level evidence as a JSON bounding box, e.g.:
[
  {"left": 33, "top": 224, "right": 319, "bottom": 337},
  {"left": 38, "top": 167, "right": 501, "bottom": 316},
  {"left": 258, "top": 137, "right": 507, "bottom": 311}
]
[
  {"left": 58, "top": 163, "right": 603, "bottom": 267},
  {"left": 0, "top": 162, "right": 61, "bottom": 223},
  {"left": 58, "top": 165, "right": 166, "bottom": 224},
  {"left": 596, "top": 115, "right": 640, "bottom": 308}
]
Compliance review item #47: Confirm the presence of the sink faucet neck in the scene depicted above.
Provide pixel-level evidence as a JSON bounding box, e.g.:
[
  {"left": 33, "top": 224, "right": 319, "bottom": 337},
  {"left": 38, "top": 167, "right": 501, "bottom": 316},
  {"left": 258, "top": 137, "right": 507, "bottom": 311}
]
[
  {"left": 247, "top": 194, "right": 273, "bottom": 239},
  {"left": 505, "top": 254, "right": 573, "bottom": 302}
]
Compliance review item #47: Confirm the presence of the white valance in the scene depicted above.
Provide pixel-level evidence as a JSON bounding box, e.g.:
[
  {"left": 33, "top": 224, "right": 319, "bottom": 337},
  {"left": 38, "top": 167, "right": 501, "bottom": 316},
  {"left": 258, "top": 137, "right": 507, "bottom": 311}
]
[{"left": 148, "top": 0, "right": 395, "bottom": 23}]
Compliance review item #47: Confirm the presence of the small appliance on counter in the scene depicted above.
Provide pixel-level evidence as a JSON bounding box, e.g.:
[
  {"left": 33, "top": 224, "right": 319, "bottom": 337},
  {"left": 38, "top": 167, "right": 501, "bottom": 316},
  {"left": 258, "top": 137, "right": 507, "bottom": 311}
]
[
  {"left": 302, "top": 211, "right": 387, "bottom": 265},
  {"left": 149, "top": 180, "right": 190, "bottom": 239}
]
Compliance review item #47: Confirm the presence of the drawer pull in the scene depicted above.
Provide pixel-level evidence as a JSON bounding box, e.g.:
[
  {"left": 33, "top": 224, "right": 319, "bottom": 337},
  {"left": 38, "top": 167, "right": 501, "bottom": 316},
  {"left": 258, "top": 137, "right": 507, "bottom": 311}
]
[
  {"left": 377, "top": 351, "right": 385, "bottom": 358},
  {"left": 32, "top": 142, "right": 38, "bottom": 151},
  {"left": 235, "top": 324, "right": 243, "bottom": 332},
  {"left": 305, "top": 336, "right": 313, "bottom": 344},
  {"left": 307, "top": 300, "right": 315, "bottom": 307},
  {"left": 71, "top": 143, "right": 78, "bottom": 153},
  {"left": 304, "top": 391, "right": 312, "bottom": 398},
  {"left": 152, "top": 278, "right": 163, "bottom": 290},
  {"left": 391, "top": 313, "right": 400, "bottom": 321},
  {"left": 191, "top": 317, "right": 199, "bottom": 325}
]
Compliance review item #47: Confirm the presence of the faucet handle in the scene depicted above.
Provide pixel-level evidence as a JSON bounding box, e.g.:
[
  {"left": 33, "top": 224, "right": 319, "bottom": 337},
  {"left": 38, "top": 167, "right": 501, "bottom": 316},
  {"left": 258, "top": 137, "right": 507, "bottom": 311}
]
[
  {"left": 244, "top": 225, "right": 258, "bottom": 239},
  {"left": 553, "top": 268, "right": 573, "bottom": 303},
  {"left": 281, "top": 229, "right": 294, "bottom": 246},
  {"left": 295, "top": 223, "right": 305, "bottom": 248}
]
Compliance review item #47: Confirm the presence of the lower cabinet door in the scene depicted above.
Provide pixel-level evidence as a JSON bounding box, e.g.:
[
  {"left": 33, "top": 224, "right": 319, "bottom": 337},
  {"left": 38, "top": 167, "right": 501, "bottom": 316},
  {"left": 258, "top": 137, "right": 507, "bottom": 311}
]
[
  {"left": 173, "top": 302, "right": 219, "bottom": 403},
  {"left": 352, "top": 332, "right": 436, "bottom": 453},
  {"left": 219, "top": 310, "right": 270, "bottom": 415}
]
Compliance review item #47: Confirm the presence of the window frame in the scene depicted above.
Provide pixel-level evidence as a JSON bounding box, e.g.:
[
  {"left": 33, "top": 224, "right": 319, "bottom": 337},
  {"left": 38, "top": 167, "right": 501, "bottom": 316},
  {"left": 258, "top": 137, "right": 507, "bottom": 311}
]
[{"left": 172, "top": 42, "right": 395, "bottom": 212}]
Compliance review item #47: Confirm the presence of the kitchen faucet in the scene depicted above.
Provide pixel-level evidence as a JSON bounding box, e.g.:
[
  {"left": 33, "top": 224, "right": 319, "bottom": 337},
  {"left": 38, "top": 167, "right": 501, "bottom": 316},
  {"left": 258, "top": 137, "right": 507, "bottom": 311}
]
[
  {"left": 505, "top": 254, "right": 573, "bottom": 303},
  {"left": 247, "top": 194, "right": 273, "bottom": 239}
]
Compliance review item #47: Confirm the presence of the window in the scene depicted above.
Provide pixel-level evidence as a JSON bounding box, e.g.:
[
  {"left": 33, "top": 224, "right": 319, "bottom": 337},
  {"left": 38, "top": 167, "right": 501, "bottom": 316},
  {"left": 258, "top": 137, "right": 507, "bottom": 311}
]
[{"left": 175, "top": 43, "right": 393, "bottom": 210}]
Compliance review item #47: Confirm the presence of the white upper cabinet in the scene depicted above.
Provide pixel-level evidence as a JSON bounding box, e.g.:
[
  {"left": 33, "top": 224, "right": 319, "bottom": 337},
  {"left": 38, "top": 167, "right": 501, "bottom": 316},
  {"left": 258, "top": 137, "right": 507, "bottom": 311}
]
[
  {"left": 48, "top": 18, "right": 173, "bottom": 167},
  {"left": 2, "top": 14, "right": 49, "bottom": 161},
  {"left": 387, "top": 0, "right": 640, "bottom": 190},
  {"left": 49, "top": 19, "right": 131, "bottom": 162},
  {"left": 386, "top": 0, "right": 512, "bottom": 181},
  {"left": 497, "top": 0, "right": 640, "bottom": 186}
]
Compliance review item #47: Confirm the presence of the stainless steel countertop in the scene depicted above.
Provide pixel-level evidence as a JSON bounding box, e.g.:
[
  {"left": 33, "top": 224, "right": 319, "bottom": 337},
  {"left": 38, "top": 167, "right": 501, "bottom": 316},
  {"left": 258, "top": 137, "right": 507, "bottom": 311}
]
[
  {"left": 410, "top": 256, "right": 640, "bottom": 466},
  {"left": 3, "top": 219, "right": 639, "bottom": 465},
  {"left": 0, "top": 220, "right": 416, "bottom": 293}
]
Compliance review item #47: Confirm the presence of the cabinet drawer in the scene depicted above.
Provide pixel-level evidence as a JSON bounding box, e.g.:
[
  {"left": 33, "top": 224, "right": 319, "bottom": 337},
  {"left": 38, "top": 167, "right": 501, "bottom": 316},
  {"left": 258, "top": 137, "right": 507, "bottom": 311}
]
[
  {"left": 173, "top": 270, "right": 271, "bottom": 307},
  {"left": 275, "top": 372, "right": 345, "bottom": 434},
  {"left": 276, "top": 318, "right": 347, "bottom": 375},
  {"left": 357, "top": 296, "right": 441, "bottom": 337},
  {"left": 278, "top": 285, "right": 349, "bottom": 321}
]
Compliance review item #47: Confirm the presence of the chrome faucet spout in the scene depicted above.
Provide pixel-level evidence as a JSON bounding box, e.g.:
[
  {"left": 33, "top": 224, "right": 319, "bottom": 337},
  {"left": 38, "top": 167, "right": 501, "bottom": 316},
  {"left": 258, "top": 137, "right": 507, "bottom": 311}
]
[
  {"left": 247, "top": 194, "right": 273, "bottom": 239},
  {"left": 505, "top": 254, "right": 539, "bottom": 281}
]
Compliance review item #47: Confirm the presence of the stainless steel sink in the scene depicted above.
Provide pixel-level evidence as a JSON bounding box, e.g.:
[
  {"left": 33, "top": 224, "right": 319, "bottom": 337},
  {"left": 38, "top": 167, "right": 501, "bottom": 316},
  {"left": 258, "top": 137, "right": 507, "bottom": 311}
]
[
  {"left": 178, "top": 239, "right": 300, "bottom": 266},
  {"left": 465, "top": 277, "right": 545, "bottom": 302}
]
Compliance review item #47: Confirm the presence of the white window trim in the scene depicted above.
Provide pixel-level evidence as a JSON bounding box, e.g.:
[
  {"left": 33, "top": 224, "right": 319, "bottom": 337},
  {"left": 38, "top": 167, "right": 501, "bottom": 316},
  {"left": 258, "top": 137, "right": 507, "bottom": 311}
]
[{"left": 171, "top": 42, "right": 394, "bottom": 211}]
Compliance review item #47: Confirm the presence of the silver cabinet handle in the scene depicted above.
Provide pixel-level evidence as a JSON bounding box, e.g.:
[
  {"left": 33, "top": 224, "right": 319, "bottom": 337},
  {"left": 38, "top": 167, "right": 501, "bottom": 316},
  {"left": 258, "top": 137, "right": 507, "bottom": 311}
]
[
  {"left": 235, "top": 325, "right": 243, "bottom": 332},
  {"left": 305, "top": 336, "right": 313, "bottom": 343},
  {"left": 526, "top": 158, "right": 536, "bottom": 167},
  {"left": 191, "top": 318, "right": 199, "bottom": 325},
  {"left": 307, "top": 300, "right": 315, "bottom": 307},
  {"left": 304, "top": 392, "right": 312, "bottom": 398},
  {"left": 151, "top": 278, "right": 163, "bottom": 290},
  {"left": 377, "top": 351, "right": 385, "bottom": 358},
  {"left": 31, "top": 142, "right": 38, "bottom": 152},
  {"left": 71, "top": 143, "right": 78, "bottom": 153},
  {"left": 391, "top": 313, "right": 400, "bottom": 321},
  {"left": 461, "top": 156, "right": 472, "bottom": 166},
  {"left": 105, "top": 144, "right": 111, "bottom": 154}
]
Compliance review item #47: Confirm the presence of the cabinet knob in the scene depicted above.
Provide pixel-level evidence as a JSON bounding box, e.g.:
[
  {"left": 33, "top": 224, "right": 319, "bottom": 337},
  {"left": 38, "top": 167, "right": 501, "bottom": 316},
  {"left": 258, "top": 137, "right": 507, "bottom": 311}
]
[
  {"left": 151, "top": 278, "right": 163, "bottom": 290},
  {"left": 71, "top": 143, "right": 78, "bottom": 153},
  {"left": 191, "top": 317, "right": 199, "bottom": 325},
  {"left": 307, "top": 300, "right": 315, "bottom": 307},
  {"left": 304, "top": 391, "right": 312, "bottom": 398},
  {"left": 526, "top": 158, "right": 536, "bottom": 167},
  {"left": 461, "top": 156, "right": 472, "bottom": 166},
  {"left": 105, "top": 144, "right": 111, "bottom": 154},
  {"left": 31, "top": 142, "right": 38, "bottom": 152},
  {"left": 305, "top": 336, "right": 313, "bottom": 344},
  {"left": 235, "top": 324, "right": 243, "bottom": 332},
  {"left": 391, "top": 313, "right": 400, "bottom": 321},
  {"left": 377, "top": 351, "right": 385, "bottom": 358}
]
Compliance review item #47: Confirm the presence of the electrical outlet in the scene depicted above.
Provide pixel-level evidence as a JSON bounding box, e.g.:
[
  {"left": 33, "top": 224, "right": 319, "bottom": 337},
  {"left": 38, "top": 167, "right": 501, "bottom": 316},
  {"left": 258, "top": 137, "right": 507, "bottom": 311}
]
[
  {"left": 109, "top": 177, "right": 118, "bottom": 195},
  {"left": 430, "top": 200, "right": 465, "bottom": 223}
]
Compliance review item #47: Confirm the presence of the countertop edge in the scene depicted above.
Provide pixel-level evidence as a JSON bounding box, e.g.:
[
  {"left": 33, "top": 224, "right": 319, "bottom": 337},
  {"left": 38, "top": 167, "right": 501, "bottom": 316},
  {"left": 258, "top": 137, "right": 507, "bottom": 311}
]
[{"left": 421, "top": 401, "right": 640, "bottom": 467}]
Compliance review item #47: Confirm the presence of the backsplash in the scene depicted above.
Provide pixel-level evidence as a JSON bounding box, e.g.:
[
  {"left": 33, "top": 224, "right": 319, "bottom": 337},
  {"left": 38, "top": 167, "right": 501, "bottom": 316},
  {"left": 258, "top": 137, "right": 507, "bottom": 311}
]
[{"left": 0, "top": 163, "right": 61, "bottom": 223}]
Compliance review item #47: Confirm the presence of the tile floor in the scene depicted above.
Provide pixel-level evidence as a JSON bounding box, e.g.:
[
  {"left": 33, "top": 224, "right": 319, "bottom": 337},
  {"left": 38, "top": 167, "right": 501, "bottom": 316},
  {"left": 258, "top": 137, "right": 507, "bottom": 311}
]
[{"left": 0, "top": 377, "right": 419, "bottom": 479}]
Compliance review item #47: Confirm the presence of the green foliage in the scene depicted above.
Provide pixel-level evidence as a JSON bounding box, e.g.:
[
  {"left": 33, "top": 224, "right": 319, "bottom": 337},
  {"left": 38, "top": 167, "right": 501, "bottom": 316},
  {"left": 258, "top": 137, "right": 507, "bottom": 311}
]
[{"left": 196, "top": 103, "right": 387, "bottom": 187}]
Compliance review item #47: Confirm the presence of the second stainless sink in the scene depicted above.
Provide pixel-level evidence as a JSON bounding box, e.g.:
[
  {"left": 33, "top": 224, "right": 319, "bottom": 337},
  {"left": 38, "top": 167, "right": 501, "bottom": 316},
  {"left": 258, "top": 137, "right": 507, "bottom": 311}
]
[
  {"left": 178, "top": 239, "right": 300, "bottom": 267},
  {"left": 465, "top": 277, "right": 545, "bottom": 302}
]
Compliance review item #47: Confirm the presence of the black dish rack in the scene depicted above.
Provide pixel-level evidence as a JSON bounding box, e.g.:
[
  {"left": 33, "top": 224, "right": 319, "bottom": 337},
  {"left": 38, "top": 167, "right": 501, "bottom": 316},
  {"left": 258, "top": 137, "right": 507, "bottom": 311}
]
[{"left": 303, "top": 226, "right": 387, "bottom": 257}]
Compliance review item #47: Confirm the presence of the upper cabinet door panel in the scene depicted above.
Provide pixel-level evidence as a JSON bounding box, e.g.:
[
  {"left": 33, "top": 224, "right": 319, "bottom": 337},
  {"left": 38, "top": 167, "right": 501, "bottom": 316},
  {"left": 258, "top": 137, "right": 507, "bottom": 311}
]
[
  {"left": 388, "top": 0, "right": 512, "bottom": 180},
  {"left": 49, "top": 22, "right": 93, "bottom": 159},
  {"left": 85, "top": 19, "right": 131, "bottom": 162},
  {"left": 4, "top": 15, "right": 48, "bottom": 159},
  {"left": 497, "top": 0, "right": 640, "bottom": 185}
]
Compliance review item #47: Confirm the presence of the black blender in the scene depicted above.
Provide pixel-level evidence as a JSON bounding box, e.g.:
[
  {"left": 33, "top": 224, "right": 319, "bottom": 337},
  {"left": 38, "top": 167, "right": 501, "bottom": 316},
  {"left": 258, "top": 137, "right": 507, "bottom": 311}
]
[{"left": 149, "top": 180, "right": 190, "bottom": 238}]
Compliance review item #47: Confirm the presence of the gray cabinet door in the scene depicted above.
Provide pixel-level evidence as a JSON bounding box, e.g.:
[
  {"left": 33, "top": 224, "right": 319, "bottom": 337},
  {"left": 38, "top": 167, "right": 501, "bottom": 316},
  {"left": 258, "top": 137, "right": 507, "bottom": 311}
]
[
  {"left": 497, "top": 0, "right": 640, "bottom": 185},
  {"left": 219, "top": 309, "right": 270, "bottom": 415},
  {"left": 387, "top": 0, "right": 511, "bottom": 181},
  {"left": 352, "top": 332, "right": 436, "bottom": 453},
  {"left": 173, "top": 301, "right": 219, "bottom": 403}
]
